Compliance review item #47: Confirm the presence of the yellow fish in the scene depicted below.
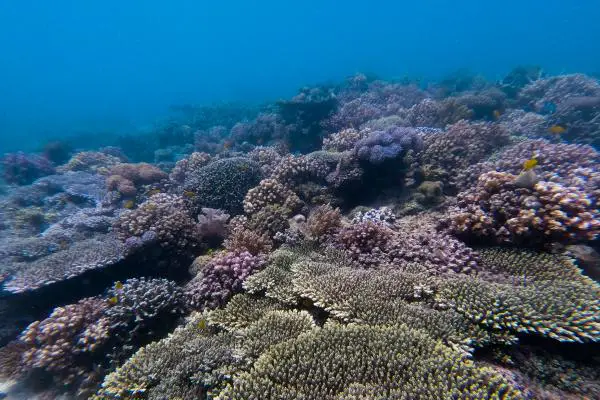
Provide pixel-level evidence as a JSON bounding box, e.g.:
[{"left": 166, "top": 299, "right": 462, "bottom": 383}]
[
  {"left": 197, "top": 319, "right": 207, "bottom": 330},
  {"left": 493, "top": 110, "right": 502, "bottom": 119},
  {"left": 108, "top": 296, "right": 119, "bottom": 305},
  {"left": 115, "top": 281, "right": 123, "bottom": 290},
  {"left": 523, "top": 158, "right": 538, "bottom": 171},
  {"left": 548, "top": 125, "right": 566, "bottom": 135},
  {"left": 183, "top": 190, "right": 196, "bottom": 199},
  {"left": 123, "top": 200, "right": 135, "bottom": 209}
]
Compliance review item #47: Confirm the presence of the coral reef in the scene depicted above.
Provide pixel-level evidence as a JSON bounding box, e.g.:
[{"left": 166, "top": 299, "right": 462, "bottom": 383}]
[{"left": 2, "top": 70, "right": 600, "bottom": 399}]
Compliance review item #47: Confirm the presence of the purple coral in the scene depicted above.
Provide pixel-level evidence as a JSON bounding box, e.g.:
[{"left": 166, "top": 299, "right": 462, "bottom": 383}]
[
  {"left": 184, "top": 250, "right": 266, "bottom": 309},
  {"left": 334, "top": 221, "right": 393, "bottom": 267},
  {"left": 1, "top": 152, "right": 55, "bottom": 185},
  {"left": 448, "top": 171, "right": 600, "bottom": 245},
  {"left": 354, "top": 126, "right": 423, "bottom": 164}
]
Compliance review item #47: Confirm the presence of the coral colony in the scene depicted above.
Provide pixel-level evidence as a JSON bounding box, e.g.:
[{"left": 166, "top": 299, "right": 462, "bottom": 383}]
[{"left": 1, "top": 69, "right": 600, "bottom": 399}]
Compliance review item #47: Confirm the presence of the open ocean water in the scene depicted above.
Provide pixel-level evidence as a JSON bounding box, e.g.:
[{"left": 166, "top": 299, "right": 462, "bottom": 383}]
[{"left": 0, "top": 1, "right": 599, "bottom": 399}]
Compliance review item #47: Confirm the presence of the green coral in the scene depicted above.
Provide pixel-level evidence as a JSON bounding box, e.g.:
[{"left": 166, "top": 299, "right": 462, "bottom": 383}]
[
  {"left": 216, "top": 324, "right": 524, "bottom": 400},
  {"left": 93, "top": 313, "right": 237, "bottom": 400},
  {"left": 437, "top": 277, "right": 600, "bottom": 342},
  {"left": 94, "top": 246, "right": 600, "bottom": 399}
]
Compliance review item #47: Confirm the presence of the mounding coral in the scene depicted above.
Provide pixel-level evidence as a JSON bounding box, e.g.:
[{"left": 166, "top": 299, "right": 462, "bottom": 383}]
[{"left": 184, "top": 157, "right": 262, "bottom": 215}]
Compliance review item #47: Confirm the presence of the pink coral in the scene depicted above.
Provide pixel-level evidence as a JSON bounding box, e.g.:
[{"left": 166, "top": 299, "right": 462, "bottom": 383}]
[{"left": 184, "top": 250, "right": 266, "bottom": 309}]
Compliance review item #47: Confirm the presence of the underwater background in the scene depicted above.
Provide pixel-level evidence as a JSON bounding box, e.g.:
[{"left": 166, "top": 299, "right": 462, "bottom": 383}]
[
  {"left": 2, "top": 1, "right": 600, "bottom": 400},
  {"left": 1, "top": 0, "right": 599, "bottom": 152}
]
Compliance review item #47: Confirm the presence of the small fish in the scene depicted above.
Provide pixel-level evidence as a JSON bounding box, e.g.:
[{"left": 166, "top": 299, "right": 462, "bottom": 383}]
[
  {"left": 123, "top": 200, "right": 135, "bottom": 209},
  {"left": 197, "top": 319, "right": 207, "bottom": 330},
  {"left": 147, "top": 188, "right": 161, "bottom": 196},
  {"left": 115, "top": 281, "right": 124, "bottom": 290},
  {"left": 522, "top": 158, "right": 538, "bottom": 171},
  {"left": 108, "top": 296, "right": 119, "bottom": 305},
  {"left": 548, "top": 124, "right": 566, "bottom": 135},
  {"left": 183, "top": 190, "right": 196, "bottom": 199},
  {"left": 493, "top": 110, "right": 502, "bottom": 119}
]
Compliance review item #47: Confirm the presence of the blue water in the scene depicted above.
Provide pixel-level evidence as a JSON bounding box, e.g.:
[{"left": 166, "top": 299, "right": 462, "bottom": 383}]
[{"left": 1, "top": 0, "right": 599, "bottom": 152}]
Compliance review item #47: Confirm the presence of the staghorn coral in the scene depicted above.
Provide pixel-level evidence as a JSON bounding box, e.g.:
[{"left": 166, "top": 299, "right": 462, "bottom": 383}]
[
  {"left": 448, "top": 171, "right": 600, "bottom": 245},
  {"left": 184, "top": 250, "right": 267, "bottom": 310},
  {"left": 437, "top": 276, "right": 600, "bottom": 343},
  {"left": 93, "top": 313, "right": 237, "bottom": 400},
  {"left": 477, "top": 247, "right": 597, "bottom": 284},
  {"left": 232, "top": 309, "right": 317, "bottom": 362},
  {"left": 207, "top": 294, "right": 284, "bottom": 331},
  {"left": 217, "top": 323, "right": 523, "bottom": 400},
  {"left": 243, "top": 248, "right": 301, "bottom": 305},
  {"left": 184, "top": 157, "right": 261, "bottom": 215}
]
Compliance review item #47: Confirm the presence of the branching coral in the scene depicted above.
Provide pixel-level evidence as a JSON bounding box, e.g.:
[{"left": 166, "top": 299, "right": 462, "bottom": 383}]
[
  {"left": 243, "top": 178, "right": 303, "bottom": 215},
  {"left": 448, "top": 171, "right": 600, "bottom": 245},
  {"left": 322, "top": 128, "right": 368, "bottom": 152},
  {"left": 168, "top": 151, "right": 212, "bottom": 183},
  {"left": 518, "top": 73, "right": 600, "bottom": 112},
  {"left": 104, "top": 278, "right": 188, "bottom": 340},
  {"left": 270, "top": 154, "right": 329, "bottom": 188},
  {"left": 93, "top": 313, "right": 237, "bottom": 400},
  {"left": 19, "top": 297, "right": 109, "bottom": 382},
  {"left": 217, "top": 324, "right": 523, "bottom": 400},
  {"left": 113, "top": 193, "right": 203, "bottom": 251},
  {"left": 416, "top": 120, "right": 511, "bottom": 188},
  {"left": 185, "top": 250, "right": 267, "bottom": 310},
  {"left": 333, "top": 221, "right": 394, "bottom": 267}
]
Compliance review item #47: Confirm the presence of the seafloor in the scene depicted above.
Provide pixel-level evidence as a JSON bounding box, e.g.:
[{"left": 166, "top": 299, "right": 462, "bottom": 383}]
[{"left": 0, "top": 68, "right": 599, "bottom": 399}]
